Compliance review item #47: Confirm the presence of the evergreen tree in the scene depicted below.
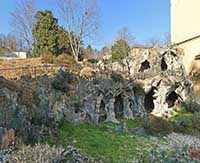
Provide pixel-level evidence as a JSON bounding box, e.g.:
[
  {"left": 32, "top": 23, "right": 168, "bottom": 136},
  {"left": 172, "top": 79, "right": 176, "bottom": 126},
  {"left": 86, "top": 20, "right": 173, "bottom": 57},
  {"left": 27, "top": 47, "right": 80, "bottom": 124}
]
[
  {"left": 111, "top": 39, "right": 130, "bottom": 61},
  {"left": 57, "top": 27, "right": 80, "bottom": 55},
  {"left": 32, "top": 10, "right": 59, "bottom": 57}
]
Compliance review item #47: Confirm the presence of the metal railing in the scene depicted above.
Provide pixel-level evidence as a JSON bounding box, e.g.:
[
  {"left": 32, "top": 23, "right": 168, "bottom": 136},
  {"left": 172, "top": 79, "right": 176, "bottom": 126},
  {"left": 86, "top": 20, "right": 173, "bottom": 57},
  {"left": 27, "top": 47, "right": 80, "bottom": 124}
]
[{"left": 0, "top": 64, "right": 81, "bottom": 79}]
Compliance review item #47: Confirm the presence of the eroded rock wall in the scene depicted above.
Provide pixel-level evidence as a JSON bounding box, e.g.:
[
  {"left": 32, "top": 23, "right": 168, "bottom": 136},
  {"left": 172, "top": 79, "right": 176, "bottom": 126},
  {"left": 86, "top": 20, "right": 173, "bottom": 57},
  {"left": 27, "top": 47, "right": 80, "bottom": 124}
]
[{"left": 0, "top": 46, "right": 195, "bottom": 140}]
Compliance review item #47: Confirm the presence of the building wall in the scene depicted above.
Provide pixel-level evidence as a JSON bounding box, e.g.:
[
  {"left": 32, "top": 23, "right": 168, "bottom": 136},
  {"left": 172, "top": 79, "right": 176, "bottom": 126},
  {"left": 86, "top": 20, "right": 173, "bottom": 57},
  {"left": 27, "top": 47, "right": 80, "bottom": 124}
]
[
  {"left": 171, "top": 0, "right": 200, "bottom": 44},
  {"left": 0, "top": 52, "right": 27, "bottom": 60},
  {"left": 171, "top": 0, "right": 200, "bottom": 74},
  {"left": 177, "top": 38, "right": 200, "bottom": 73},
  {"left": 15, "top": 52, "right": 27, "bottom": 59}
]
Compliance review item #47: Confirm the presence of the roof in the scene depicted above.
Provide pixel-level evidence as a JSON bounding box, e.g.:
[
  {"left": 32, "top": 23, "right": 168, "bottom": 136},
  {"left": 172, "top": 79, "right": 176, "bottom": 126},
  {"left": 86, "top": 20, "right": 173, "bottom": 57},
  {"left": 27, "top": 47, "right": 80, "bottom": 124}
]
[{"left": 131, "top": 44, "right": 149, "bottom": 49}]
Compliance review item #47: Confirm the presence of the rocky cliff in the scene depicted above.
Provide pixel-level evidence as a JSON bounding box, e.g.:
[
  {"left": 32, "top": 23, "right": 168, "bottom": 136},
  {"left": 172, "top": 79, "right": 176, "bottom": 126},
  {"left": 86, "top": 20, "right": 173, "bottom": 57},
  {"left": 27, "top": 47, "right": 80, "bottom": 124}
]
[{"left": 0, "top": 46, "right": 194, "bottom": 143}]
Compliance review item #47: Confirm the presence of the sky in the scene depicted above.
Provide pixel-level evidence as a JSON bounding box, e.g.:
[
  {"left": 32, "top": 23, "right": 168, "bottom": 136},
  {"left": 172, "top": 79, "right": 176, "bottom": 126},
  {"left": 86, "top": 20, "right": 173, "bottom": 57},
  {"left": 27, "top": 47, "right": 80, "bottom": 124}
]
[{"left": 0, "top": 0, "right": 170, "bottom": 49}]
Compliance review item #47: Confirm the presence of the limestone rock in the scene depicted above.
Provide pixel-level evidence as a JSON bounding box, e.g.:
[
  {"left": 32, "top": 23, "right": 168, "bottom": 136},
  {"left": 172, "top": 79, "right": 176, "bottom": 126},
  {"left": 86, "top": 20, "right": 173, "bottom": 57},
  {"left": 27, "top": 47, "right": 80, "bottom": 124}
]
[
  {"left": 98, "top": 46, "right": 186, "bottom": 79},
  {"left": 0, "top": 46, "right": 195, "bottom": 140},
  {"left": 143, "top": 76, "right": 194, "bottom": 117}
]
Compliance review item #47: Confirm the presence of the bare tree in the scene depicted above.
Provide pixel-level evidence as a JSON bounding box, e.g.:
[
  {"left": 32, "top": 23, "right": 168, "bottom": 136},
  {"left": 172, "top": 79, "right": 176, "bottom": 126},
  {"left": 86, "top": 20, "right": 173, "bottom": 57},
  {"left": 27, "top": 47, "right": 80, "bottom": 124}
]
[
  {"left": 0, "top": 34, "right": 6, "bottom": 50},
  {"left": 10, "top": 0, "right": 36, "bottom": 50},
  {"left": 164, "top": 32, "right": 171, "bottom": 45},
  {"left": 0, "top": 33, "right": 17, "bottom": 52},
  {"left": 145, "top": 36, "right": 162, "bottom": 47},
  {"left": 6, "top": 34, "right": 17, "bottom": 51},
  {"left": 115, "top": 26, "right": 135, "bottom": 46},
  {"left": 57, "top": 0, "right": 99, "bottom": 61}
]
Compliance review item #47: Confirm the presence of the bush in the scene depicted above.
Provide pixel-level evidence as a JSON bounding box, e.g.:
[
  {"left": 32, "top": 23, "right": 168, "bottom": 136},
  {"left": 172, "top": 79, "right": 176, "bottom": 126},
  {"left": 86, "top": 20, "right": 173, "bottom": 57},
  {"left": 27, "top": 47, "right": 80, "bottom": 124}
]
[
  {"left": 4, "top": 144, "right": 65, "bottom": 163},
  {"left": 173, "top": 111, "right": 200, "bottom": 136},
  {"left": 41, "top": 53, "right": 76, "bottom": 65},
  {"left": 110, "top": 72, "right": 124, "bottom": 82},
  {"left": 164, "top": 133, "right": 200, "bottom": 152},
  {"left": 111, "top": 39, "right": 130, "bottom": 62},
  {"left": 147, "top": 145, "right": 200, "bottom": 163},
  {"left": 87, "top": 58, "right": 99, "bottom": 64},
  {"left": 183, "top": 99, "right": 200, "bottom": 113},
  {"left": 55, "top": 54, "right": 76, "bottom": 65},
  {"left": 143, "top": 116, "right": 174, "bottom": 136},
  {"left": 4, "top": 144, "right": 98, "bottom": 163},
  {"left": 41, "top": 54, "right": 56, "bottom": 64}
]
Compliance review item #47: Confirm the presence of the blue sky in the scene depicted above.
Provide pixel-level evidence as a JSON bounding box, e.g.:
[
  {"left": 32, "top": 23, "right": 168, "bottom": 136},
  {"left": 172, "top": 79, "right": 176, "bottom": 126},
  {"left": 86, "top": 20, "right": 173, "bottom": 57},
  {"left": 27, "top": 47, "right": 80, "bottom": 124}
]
[{"left": 0, "top": 0, "right": 170, "bottom": 49}]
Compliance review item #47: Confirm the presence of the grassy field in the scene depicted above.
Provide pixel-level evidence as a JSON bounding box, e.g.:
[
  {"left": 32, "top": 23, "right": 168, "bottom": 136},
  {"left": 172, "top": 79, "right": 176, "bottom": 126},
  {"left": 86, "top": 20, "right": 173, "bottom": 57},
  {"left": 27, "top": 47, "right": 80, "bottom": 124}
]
[{"left": 47, "top": 120, "right": 164, "bottom": 163}]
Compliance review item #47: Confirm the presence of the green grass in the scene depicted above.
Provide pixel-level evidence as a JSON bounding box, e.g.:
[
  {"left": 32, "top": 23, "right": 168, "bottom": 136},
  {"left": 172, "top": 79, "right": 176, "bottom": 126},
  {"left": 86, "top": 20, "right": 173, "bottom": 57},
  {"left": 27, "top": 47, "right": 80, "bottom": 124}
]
[
  {"left": 169, "top": 108, "right": 193, "bottom": 121},
  {"left": 47, "top": 121, "right": 164, "bottom": 163},
  {"left": 169, "top": 109, "right": 200, "bottom": 136}
]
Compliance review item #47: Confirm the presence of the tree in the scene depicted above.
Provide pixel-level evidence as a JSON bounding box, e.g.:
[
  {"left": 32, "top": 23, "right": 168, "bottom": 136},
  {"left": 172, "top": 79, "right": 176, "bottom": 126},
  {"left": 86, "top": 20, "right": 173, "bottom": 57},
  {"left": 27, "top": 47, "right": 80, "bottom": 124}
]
[
  {"left": 111, "top": 39, "right": 130, "bottom": 61},
  {"left": 57, "top": 27, "right": 71, "bottom": 55},
  {"left": 57, "top": 0, "right": 100, "bottom": 62},
  {"left": 83, "top": 45, "right": 96, "bottom": 59},
  {"left": 10, "top": 0, "right": 36, "bottom": 50},
  {"left": 99, "top": 46, "right": 111, "bottom": 58},
  {"left": 115, "top": 27, "right": 135, "bottom": 46},
  {"left": 145, "top": 36, "right": 162, "bottom": 47},
  {"left": 164, "top": 32, "right": 171, "bottom": 45},
  {"left": 32, "top": 10, "right": 59, "bottom": 57},
  {"left": 57, "top": 27, "right": 81, "bottom": 55},
  {"left": 0, "top": 34, "right": 17, "bottom": 53},
  {"left": 6, "top": 34, "right": 17, "bottom": 51}
]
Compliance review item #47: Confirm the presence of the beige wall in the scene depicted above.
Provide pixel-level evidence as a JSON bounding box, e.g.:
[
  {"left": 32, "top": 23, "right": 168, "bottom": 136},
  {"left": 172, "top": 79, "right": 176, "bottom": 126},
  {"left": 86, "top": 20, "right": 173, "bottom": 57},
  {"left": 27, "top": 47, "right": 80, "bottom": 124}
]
[
  {"left": 178, "top": 38, "right": 200, "bottom": 73},
  {"left": 171, "top": 0, "right": 200, "bottom": 74},
  {"left": 171, "top": 0, "right": 200, "bottom": 44}
]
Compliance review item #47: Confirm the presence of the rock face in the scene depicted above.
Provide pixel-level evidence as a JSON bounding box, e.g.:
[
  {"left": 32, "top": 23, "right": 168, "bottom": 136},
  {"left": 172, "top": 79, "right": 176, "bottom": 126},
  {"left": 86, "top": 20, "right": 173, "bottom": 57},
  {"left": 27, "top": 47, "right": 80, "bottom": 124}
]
[
  {"left": 99, "top": 47, "right": 186, "bottom": 79},
  {"left": 98, "top": 46, "right": 194, "bottom": 116},
  {"left": 143, "top": 76, "right": 194, "bottom": 116},
  {"left": 0, "top": 46, "right": 195, "bottom": 140}
]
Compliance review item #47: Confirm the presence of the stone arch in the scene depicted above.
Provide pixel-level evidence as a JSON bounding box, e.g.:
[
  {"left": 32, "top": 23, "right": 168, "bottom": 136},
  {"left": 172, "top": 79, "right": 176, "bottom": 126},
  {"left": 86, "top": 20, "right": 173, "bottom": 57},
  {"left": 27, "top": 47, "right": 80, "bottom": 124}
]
[
  {"left": 161, "top": 57, "right": 168, "bottom": 71},
  {"left": 98, "top": 100, "right": 107, "bottom": 123},
  {"left": 166, "top": 91, "right": 179, "bottom": 108},
  {"left": 114, "top": 94, "right": 124, "bottom": 119},
  {"left": 144, "top": 87, "right": 156, "bottom": 113},
  {"left": 139, "top": 60, "right": 150, "bottom": 72}
]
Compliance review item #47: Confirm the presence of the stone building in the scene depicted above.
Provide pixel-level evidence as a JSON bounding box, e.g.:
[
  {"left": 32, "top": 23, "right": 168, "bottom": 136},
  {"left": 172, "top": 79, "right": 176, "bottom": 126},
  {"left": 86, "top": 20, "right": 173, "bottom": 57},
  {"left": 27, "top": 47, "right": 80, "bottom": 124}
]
[{"left": 171, "top": 0, "right": 200, "bottom": 74}]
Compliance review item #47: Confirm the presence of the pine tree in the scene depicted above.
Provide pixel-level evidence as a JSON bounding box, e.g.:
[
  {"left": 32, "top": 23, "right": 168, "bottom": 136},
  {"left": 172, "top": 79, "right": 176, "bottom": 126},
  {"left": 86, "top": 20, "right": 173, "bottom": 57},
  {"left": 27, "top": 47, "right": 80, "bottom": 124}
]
[
  {"left": 111, "top": 39, "right": 130, "bottom": 61},
  {"left": 32, "top": 10, "right": 59, "bottom": 57}
]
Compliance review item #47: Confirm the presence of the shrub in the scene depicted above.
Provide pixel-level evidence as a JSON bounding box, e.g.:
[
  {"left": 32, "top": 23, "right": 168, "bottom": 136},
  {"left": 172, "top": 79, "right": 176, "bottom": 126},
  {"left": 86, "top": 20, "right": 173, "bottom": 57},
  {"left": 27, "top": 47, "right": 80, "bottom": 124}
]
[
  {"left": 164, "top": 133, "right": 200, "bottom": 152},
  {"left": 143, "top": 116, "right": 174, "bottom": 136},
  {"left": 183, "top": 99, "right": 200, "bottom": 113},
  {"left": 4, "top": 144, "right": 97, "bottom": 163},
  {"left": 55, "top": 54, "right": 76, "bottom": 65},
  {"left": 173, "top": 111, "right": 200, "bottom": 136},
  {"left": 51, "top": 70, "right": 75, "bottom": 92},
  {"left": 111, "top": 39, "right": 130, "bottom": 62},
  {"left": 41, "top": 54, "right": 56, "bottom": 64},
  {"left": 147, "top": 145, "right": 200, "bottom": 163},
  {"left": 87, "top": 58, "right": 99, "bottom": 64},
  {"left": 5, "top": 144, "right": 66, "bottom": 163},
  {"left": 110, "top": 72, "right": 124, "bottom": 82}
]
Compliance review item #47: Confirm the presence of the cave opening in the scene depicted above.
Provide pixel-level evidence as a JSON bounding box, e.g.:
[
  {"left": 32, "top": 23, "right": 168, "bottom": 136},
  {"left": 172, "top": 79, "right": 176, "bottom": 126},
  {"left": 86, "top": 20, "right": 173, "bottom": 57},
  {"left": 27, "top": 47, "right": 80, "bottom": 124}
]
[
  {"left": 166, "top": 91, "right": 179, "bottom": 108},
  {"left": 114, "top": 95, "right": 124, "bottom": 119},
  {"left": 139, "top": 60, "right": 150, "bottom": 72},
  {"left": 75, "top": 108, "right": 81, "bottom": 113},
  {"left": 98, "top": 100, "right": 107, "bottom": 123},
  {"left": 144, "top": 87, "right": 156, "bottom": 113},
  {"left": 161, "top": 57, "right": 168, "bottom": 71}
]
